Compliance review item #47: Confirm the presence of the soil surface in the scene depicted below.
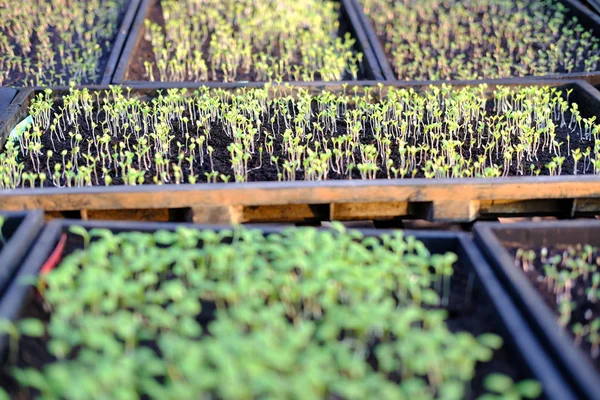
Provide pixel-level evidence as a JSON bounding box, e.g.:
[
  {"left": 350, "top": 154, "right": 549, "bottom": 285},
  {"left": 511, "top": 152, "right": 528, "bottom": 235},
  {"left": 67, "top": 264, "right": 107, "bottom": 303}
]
[
  {"left": 125, "top": 0, "right": 368, "bottom": 82},
  {"left": 0, "top": 234, "right": 538, "bottom": 399},
  {"left": 505, "top": 242, "right": 600, "bottom": 373}
]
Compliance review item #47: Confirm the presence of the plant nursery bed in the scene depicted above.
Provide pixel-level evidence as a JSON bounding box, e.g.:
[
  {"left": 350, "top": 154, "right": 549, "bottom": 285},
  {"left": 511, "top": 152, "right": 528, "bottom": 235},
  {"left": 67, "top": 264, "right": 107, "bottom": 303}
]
[
  {"left": 0, "top": 0, "right": 140, "bottom": 87},
  {"left": 474, "top": 220, "right": 600, "bottom": 400},
  {"left": 0, "top": 211, "right": 44, "bottom": 296},
  {"left": 0, "top": 220, "right": 577, "bottom": 399},
  {"left": 356, "top": 0, "right": 600, "bottom": 85},
  {"left": 113, "top": 0, "right": 382, "bottom": 83},
  {"left": 2, "top": 80, "right": 600, "bottom": 224}
]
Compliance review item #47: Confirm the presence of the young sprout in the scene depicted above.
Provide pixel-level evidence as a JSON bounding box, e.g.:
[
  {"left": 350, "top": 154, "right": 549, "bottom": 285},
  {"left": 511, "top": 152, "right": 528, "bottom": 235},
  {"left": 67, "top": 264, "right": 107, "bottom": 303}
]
[
  {"left": 480, "top": 374, "right": 542, "bottom": 400},
  {"left": 140, "top": 0, "right": 361, "bottom": 82},
  {"left": 0, "top": 0, "right": 128, "bottom": 86},
  {"left": 1, "top": 84, "right": 598, "bottom": 189},
  {"left": 363, "top": 0, "right": 600, "bottom": 80},
  {"left": 0, "top": 225, "right": 540, "bottom": 398},
  {"left": 515, "top": 243, "right": 600, "bottom": 360}
]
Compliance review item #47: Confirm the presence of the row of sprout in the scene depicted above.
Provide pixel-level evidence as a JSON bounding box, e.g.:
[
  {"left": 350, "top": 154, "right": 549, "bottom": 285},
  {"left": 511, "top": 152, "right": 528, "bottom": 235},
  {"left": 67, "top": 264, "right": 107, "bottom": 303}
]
[
  {"left": 515, "top": 244, "right": 600, "bottom": 361},
  {"left": 363, "top": 0, "right": 600, "bottom": 80},
  {"left": 0, "top": 0, "right": 127, "bottom": 86},
  {"left": 0, "top": 225, "right": 540, "bottom": 399},
  {"left": 0, "top": 84, "right": 598, "bottom": 189},
  {"left": 142, "top": 0, "right": 362, "bottom": 82},
  {"left": 4, "top": 0, "right": 600, "bottom": 86}
]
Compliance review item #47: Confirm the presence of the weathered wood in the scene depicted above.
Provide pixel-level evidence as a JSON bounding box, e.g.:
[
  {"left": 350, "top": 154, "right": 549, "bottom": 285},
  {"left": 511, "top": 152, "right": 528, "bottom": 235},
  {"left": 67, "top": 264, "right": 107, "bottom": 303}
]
[
  {"left": 44, "top": 211, "right": 66, "bottom": 221},
  {"left": 330, "top": 201, "right": 408, "bottom": 220},
  {"left": 571, "top": 198, "right": 600, "bottom": 216},
  {"left": 430, "top": 200, "right": 481, "bottom": 222},
  {"left": 85, "top": 208, "right": 171, "bottom": 222},
  {"left": 478, "top": 199, "right": 575, "bottom": 217},
  {"left": 190, "top": 205, "right": 245, "bottom": 224},
  {"left": 1, "top": 176, "right": 600, "bottom": 223},
  {"left": 242, "top": 204, "right": 328, "bottom": 223}
]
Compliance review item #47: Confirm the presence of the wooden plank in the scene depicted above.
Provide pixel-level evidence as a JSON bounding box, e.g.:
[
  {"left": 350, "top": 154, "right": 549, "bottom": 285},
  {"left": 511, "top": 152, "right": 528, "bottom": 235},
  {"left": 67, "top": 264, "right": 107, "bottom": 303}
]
[
  {"left": 330, "top": 201, "right": 408, "bottom": 220},
  {"left": 190, "top": 205, "right": 245, "bottom": 224},
  {"left": 571, "top": 198, "right": 600, "bottom": 216},
  {"left": 430, "top": 200, "right": 481, "bottom": 222},
  {"left": 85, "top": 208, "right": 171, "bottom": 222},
  {"left": 44, "top": 211, "right": 67, "bottom": 221},
  {"left": 242, "top": 204, "right": 328, "bottom": 223},
  {"left": 478, "top": 199, "right": 574, "bottom": 216},
  {"left": 1, "top": 176, "right": 599, "bottom": 212}
]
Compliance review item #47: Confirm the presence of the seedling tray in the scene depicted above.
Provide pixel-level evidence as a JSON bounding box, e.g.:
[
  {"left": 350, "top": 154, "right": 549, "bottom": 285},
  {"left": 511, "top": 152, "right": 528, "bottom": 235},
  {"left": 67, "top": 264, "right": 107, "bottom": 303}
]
[
  {"left": 112, "top": 0, "right": 383, "bottom": 84},
  {"left": 2, "top": 0, "right": 141, "bottom": 88},
  {"left": 0, "top": 219, "right": 578, "bottom": 399},
  {"left": 0, "top": 211, "right": 44, "bottom": 297},
  {"left": 2, "top": 79, "right": 600, "bottom": 224},
  {"left": 352, "top": 0, "right": 600, "bottom": 86},
  {"left": 474, "top": 220, "right": 600, "bottom": 400}
]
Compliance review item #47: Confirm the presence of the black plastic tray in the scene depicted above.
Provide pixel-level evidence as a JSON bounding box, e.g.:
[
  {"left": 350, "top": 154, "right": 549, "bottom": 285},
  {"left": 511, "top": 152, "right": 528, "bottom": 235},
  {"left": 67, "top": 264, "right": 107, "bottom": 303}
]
[
  {"left": 0, "top": 211, "right": 44, "bottom": 297},
  {"left": 112, "top": 0, "right": 383, "bottom": 84},
  {"left": 0, "top": 88, "right": 16, "bottom": 119},
  {"left": 3, "top": 0, "right": 141, "bottom": 88},
  {"left": 587, "top": 0, "right": 600, "bottom": 15},
  {"left": 0, "top": 219, "right": 578, "bottom": 399},
  {"left": 351, "top": 0, "right": 600, "bottom": 86},
  {"left": 474, "top": 220, "right": 600, "bottom": 400}
]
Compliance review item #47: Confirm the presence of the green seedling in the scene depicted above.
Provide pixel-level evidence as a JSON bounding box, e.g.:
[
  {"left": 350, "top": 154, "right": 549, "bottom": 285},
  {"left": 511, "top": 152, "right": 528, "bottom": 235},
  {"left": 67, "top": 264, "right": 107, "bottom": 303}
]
[
  {"left": 363, "top": 0, "right": 600, "bottom": 80},
  {"left": 1, "top": 84, "right": 598, "bottom": 190},
  {"left": 0, "top": 0, "right": 127, "bottom": 86},
  {"left": 0, "top": 225, "right": 538, "bottom": 398}
]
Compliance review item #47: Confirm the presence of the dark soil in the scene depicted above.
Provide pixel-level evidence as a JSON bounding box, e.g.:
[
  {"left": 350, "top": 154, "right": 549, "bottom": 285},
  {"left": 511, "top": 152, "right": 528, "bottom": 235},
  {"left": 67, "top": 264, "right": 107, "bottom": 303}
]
[
  {"left": 505, "top": 242, "right": 600, "bottom": 372},
  {"left": 126, "top": 0, "right": 368, "bottom": 82},
  {"left": 1, "top": 1, "right": 130, "bottom": 87},
  {"left": 0, "top": 233, "right": 538, "bottom": 399},
  {"left": 13, "top": 87, "right": 596, "bottom": 188}
]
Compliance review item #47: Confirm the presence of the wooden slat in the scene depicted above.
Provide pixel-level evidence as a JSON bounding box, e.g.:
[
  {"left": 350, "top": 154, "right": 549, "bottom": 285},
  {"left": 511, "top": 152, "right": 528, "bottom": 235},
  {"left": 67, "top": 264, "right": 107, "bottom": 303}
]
[
  {"left": 478, "top": 199, "right": 574, "bottom": 216},
  {"left": 190, "top": 205, "right": 244, "bottom": 224},
  {"left": 330, "top": 201, "right": 408, "bottom": 220},
  {"left": 242, "top": 204, "right": 328, "bottom": 223},
  {"left": 571, "top": 198, "right": 600, "bottom": 215},
  {"left": 84, "top": 208, "right": 171, "bottom": 222},
  {"left": 1, "top": 176, "right": 599, "bottom": 207},
  {"left": 430, "top": 200, "right": 481, "bottom": 222}
]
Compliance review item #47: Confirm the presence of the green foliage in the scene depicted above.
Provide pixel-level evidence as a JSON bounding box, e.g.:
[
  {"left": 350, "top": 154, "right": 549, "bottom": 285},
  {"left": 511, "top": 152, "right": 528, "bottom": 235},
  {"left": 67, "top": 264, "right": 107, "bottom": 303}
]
[
  {"left": 364, "top": 0, "right": 600, "bottom": 80},
  {"left": 0, "top": 225, "right": 537, "bottom": 399},
  {"left": 479, "top": 374, "right": 542, "bottom": 400},
  {"left": 1, "top": 84, "right": 597, "bottom": 189},
  {"left": 17, "top": 319, "right": 45, "bottom": 338},
  {"left": 143, "top": 0, "right": 362, "bottom": 82},
  {"left": 0, "top": 0, "right": 128, "bottom": 86}
]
